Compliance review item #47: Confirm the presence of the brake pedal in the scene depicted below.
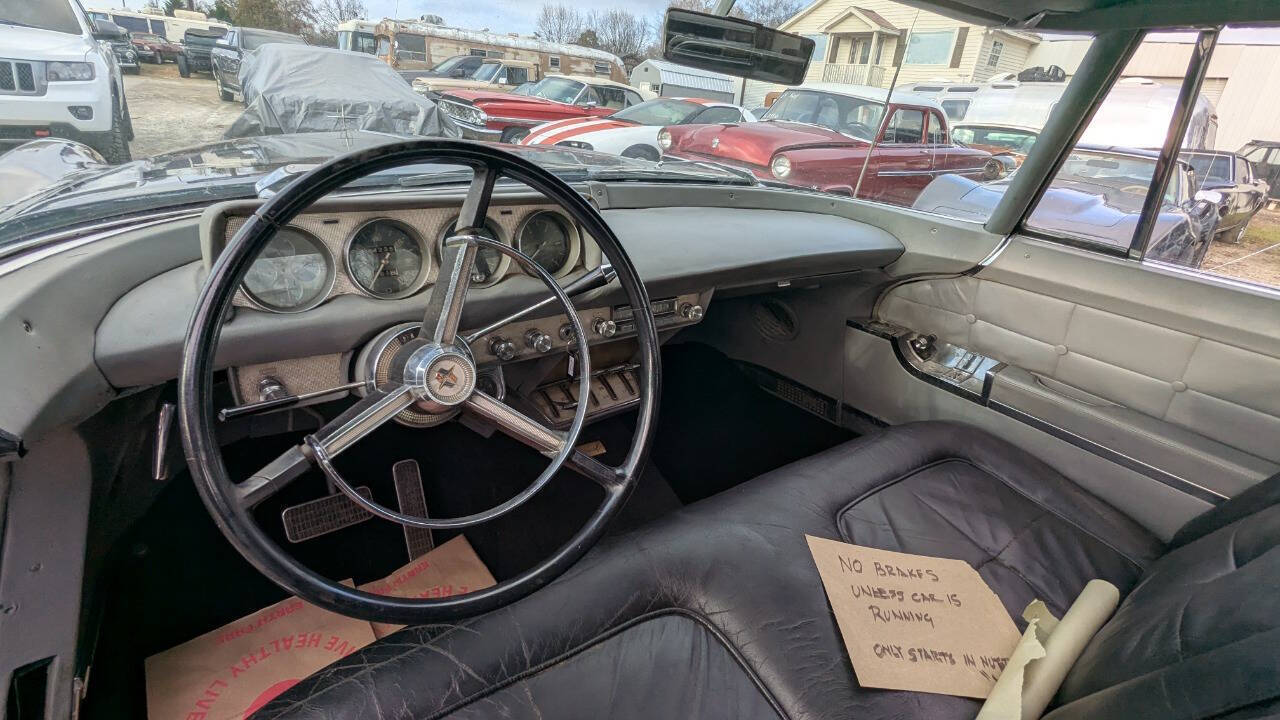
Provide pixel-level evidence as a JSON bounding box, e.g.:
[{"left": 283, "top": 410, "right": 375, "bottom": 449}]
[
  {"left": 392, "top": 460, "right": 435, "bottom": 559},
  {"left": 281, "top": 486, "right": 374, "bottom": 543}
]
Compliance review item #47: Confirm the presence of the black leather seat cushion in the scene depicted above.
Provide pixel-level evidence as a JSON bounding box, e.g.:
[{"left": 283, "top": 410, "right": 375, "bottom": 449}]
[{"left": 256, "top": 422, "right": 1169, "bottom": 720}]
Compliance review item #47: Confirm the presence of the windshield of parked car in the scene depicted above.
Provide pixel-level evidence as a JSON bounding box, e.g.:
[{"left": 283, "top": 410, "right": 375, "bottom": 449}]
[
  {"left": 953, "top": 125, "right": 1038, "bottom": 155},
  {"left": 242, "top": 30, "right": 304, "bottom": 50},
  {"left": 525, "top": 76, "right": 585, "bottom": 104},
  {"left": 470, "top": 61, "right": 502, "bottom": 83},
  {"left": 760, "top": 90, "right": 885, "bottom": 140},
  {"left": 612, "top": 99, "right": 702, "bottom": 125},
  {"left": 430, "top": 55, "right": 469, "bottom": 73},
  {"left": 1185, "top": 153, "right": 1232, "bottom": 185},
  {"left": 1, "top": 0, "right": 80, "bottom": 35}
]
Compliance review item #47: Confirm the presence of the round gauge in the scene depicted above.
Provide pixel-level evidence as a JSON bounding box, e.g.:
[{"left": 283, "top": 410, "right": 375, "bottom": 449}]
[
  {"left": 345, "top": 219, "right": 429, "bottom": 299},
  {"left": 439, "top": 218, "right": 507, "bottom": 285},
  {"left": 241, "top": 227, "right": 334, "bottom": 313},
  {"left": 517, "top": 211, "right": 577, "bottom": 276}
]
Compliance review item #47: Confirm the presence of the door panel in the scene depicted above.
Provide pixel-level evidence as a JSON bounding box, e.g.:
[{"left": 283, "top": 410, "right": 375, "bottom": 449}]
[{"left": 868, "top": 234, "right": 1280, "bottom": 507}]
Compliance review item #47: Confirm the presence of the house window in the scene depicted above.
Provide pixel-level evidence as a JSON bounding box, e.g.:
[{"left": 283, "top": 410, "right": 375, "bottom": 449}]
[
  {"left": 988, "top": 40, "right": 1003, "bottom": 68},
  {"left": 903, "top": 30, "right": 955, "bottom": 65},
  {"left": 469, "top": 49, "right": 488, "bottom": 57},
  {"left": 594, "top": 61, "right": 610, "bottom": 75},
  {"left": 549, "top": 56, "right": 560, "bottom": 69},
  {"left": 804, "top": 34, "right": 828, "bottom": 63}
]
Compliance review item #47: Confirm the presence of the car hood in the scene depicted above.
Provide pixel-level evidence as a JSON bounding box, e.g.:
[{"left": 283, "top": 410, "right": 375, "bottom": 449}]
[
  {"left": 0, "top": 25, "right": 91, "bottom": 62},
  {"left": 670, "top": 121, "right": 862, "bottom": 166},
  {"left": 416, "top": 78, "right": 510, "bottom": 93},
  {"left": 445, "top": 90, "right": 563, "bottom": 108}
]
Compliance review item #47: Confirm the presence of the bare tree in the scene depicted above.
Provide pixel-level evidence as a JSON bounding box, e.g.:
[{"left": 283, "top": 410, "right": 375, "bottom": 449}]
[
  {"left": 585, "top": 8, "right": 651, "bottom": 67},
  {"left": 314, "top": 0, "right": 365, "bottom": 31},
  {"left": 536, "top": 4, "right": 583, "bottom": 44},
  {"left": 738, "top": 0, "right": 804, "bottom": 28}
]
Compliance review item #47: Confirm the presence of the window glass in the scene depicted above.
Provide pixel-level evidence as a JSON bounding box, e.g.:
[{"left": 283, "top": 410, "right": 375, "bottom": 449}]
[
  {"left": 471, "top": 62, "right": 501, "bottom": 83},
  {"left": 395, "top": 33, "right": 426, "bottom": 57},
  {"left": 149, "top": 19, "right": 166, "bottom": 37},
  {"left": 904, "top": 30, "right": 955, "bottom": 65},
  {"left": 987, "top": 40, "right": 1003, "bottom": 68},
  {"left": 527, "top": 76, "right": 584, "bottom": 104},
  {"left": 1024, "top": 35, "right": 1194, "bottom": 256},
  {"left": 468, "top": 48, "right": 488, "bottom": 57},
  {"left": 941, "top": 99, "right": 969, "bottom": 121},
  {"left": 549, "top": 56, "right": 560, "bottom": 69},
  {"left": 594, "top": 61, "right": 610, "bottom": 75},
  {"left": 1159, "top": 26, "right": 1280, "bottom": 289},
  {"left": 375, "top": 36, "right": 390, "bottom": 57},
  {"left": 883, "top": 109, "right": 924, "bottom": 144},
  {"left": 693, "top": 106, "right": 743, "bottom": 124},
  {"left": 503, "top": 66, "right": 529, "bottom": 85},
  {"left": 761, "top": 89, "right": 885, "bottom": 141},
  {"left": 805, "top": 34, "right": 828, "bottom": 63},
  {"left": 926, "top": 111, "right": 946, "bottom": 144},
  {"left": 614, "top": 99, "right": 702, "bottom": 124},
  {"left": 592, "top": 85, "right": 627, "bottom": 110},
  {"left": 112, "top": 14, "right": 149, "bottom": 33}
]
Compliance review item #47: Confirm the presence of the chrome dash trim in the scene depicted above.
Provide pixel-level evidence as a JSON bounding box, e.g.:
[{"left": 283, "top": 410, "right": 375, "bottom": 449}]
[{"left": 973, "top": 233, "right": 1013, "bottom": 270}]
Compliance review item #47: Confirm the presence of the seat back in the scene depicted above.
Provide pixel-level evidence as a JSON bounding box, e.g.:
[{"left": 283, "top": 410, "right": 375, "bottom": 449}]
[{"left": 1047, "top": 475, "right": 1280, "bottom": 720}]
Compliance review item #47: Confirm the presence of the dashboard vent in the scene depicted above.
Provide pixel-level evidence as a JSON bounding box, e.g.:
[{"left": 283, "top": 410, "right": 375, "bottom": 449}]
[{"left": 751, "top": 298, "right": 799, "bottom": 342}]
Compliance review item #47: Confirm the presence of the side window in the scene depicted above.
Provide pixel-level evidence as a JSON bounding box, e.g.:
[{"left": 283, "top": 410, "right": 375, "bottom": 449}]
[
  {"left": 883, "top": 109, "right": 924, "bottom": 144},
  {"left": 692, "top": 106, "right": 743, "bottom": 124},
  {"left": 1235, "top": 157, "right": 1251, "bottom": 182},
  {"left": 926, "top": 110, "right": 946, "bottom": 144},
  {"left": 591, "top": 86, "right": 626, "bottom": 110},
  {"left": 504, "top": 66, "right": 529, "bottom": 85},
  {"left": 149, "top": 19, "right": 166, "bottom": 37},
  {"left": 623, "top": 90, "right": 642, "bottom": 107}
]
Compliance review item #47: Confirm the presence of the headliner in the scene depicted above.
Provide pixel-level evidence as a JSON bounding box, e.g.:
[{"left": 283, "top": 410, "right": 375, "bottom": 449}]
[{"left": 872, "top": 0, "right": 1280, "bottom": 32}]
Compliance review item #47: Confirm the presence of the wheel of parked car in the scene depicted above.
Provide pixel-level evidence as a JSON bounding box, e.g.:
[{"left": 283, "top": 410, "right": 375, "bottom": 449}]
[
  {"left": 179, "top": 139, "right": 661, "bottom": 624},
  {"left": 96, "top": 94, "right": 131, "bottom": 165},
  {"left": 501, "top": 127, "right": 529, "bottom": 143},
  {"left": 177, "top": 54, "right": 190, "bottom": 77},
  {"left": 216, "top": 74, "right": 233, "bottom": 102}
]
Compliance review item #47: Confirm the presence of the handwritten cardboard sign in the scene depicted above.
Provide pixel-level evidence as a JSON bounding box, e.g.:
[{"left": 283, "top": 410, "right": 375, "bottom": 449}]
[
  {"left": 144, "top": 584, "right": 377, "bottom": 720},
  {"left": 806, "top": 535, "right": 1021, "bottom": 699},
  {"left": 358, "top": 535, "right": 496, "bottom": 638}
]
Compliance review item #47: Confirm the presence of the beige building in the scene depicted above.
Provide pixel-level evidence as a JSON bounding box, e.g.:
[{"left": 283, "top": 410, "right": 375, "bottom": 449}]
[{"left": 741, "top": 0, "right": 1039, "bottom": 107}]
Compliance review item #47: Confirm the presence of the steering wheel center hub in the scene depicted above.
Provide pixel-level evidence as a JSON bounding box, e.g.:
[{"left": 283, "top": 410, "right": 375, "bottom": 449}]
[{"left": 404, "top": 343, "right": 476, "bottom": 409}]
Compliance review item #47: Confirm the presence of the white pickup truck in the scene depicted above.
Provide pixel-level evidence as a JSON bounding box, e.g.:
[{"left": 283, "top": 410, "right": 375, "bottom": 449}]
[{"left": 0, "top": 0, "right": 133, "bottom": 163}]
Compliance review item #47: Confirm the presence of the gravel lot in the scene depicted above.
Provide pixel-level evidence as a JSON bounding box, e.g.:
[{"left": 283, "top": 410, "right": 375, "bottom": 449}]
[{"left": 122, "top": 61, "right": 241, "bottom": 158}]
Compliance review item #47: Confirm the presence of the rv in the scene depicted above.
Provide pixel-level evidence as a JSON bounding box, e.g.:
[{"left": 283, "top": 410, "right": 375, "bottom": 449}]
[
  {"left": 84, "top": 7, "right": 227, "bottom": 40},
  {"left": 373, "top": 20, "right": 627, "bottom": 83},
  {"left": 337, "top": 19, "right": 377, "bottom": 54}
]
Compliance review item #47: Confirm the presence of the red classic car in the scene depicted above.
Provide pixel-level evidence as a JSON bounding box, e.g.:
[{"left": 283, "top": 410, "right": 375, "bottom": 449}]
[
  {"left": 129, "top": 32, "right": 183, "bottom": 64},
  {"left": 435, "top": 75, "right": 650, "bottom": 143},
  {"left": 659, "top": 84, "right": 1004, "bottom": 206}
]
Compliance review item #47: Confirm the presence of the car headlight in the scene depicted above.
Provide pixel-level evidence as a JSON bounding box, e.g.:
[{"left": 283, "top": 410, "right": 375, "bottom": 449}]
[
  {"left": 657, "top": 129, "right": 672, "bottom": 150},
  {"left": 441, "top": 101, "right": 487, "bottom": 126},
  {"left": 47, "top": 62, "right": 94, "bottom": 81},
  {"left": 771, "top": 155, "right": 792, "bottom": 179},
  {"left": 126, "top": 50, "right": 136, "bottom": 60}
]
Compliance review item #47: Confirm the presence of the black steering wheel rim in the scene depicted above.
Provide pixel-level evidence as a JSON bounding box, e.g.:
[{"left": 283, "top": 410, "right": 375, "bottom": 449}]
[{"left": 178, "top": 139, "right": 661, "bottom": 624}]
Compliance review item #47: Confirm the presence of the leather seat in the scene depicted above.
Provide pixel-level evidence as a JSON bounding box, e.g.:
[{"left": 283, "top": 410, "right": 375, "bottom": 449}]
[{"left": 255, "top": 422, "right": 1280, "bottom": 720}]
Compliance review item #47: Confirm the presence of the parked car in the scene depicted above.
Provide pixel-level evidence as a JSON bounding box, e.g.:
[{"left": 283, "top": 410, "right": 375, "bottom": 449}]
[
  {"left": 0, "top": 0, "right": 132, "bottom": 163},
  {"left": 1238, "top": 139, "right": 1280, "bottom": 199},
  {"left": 436, "top": 75, "right": 652, "bottom": 143},
  {"left": 177, "top": 28, "right": 220, "bottom": 78},
  {"left": 1180, "top": 150, "right": 1269, "bottom": 243},
  {"left": 914, "top": 146, "right": 1221, "bottom": 267},
  {"left": 211, "top": 26, "right": 307, "bottom": 102},
  {"left": 413, "top": 59, "right": 541, "bottom": 97},
  {"left": 661, "top": 84, "right": 1002, "bottom": 205},
  {"left": 224, "top": 44, "right": 460, "bottom": 139},
  {"left": 130, "top": 31, "right": 182, "bottom": 63},
  {"left": 100, "top": 20, "right": 140, "bottom": 75},
  {"left": 520, "top": 97, "right": 756, "bottom": 160}
]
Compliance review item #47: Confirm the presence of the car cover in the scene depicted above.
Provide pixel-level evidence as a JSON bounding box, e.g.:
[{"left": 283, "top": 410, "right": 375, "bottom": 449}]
[{"left": 225, "top": 44, "right": 461, "bottom": 139}]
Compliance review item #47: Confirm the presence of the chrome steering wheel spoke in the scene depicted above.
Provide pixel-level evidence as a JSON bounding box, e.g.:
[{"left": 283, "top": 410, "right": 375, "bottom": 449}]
[{"left": 420, "top": 163, "right": 496, "bottom": 344}]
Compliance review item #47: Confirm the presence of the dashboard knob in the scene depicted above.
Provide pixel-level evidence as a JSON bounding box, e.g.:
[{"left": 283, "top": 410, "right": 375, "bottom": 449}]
[
  {"left": 592, "top": 317, "right": 617, "bottom": 338},
  {"left": 257, "top": 376, "right": 288, "bottom": 402},
  {"left": 489, "top": 337, "right": 518, "bottom": 362},
  {"left": 558, "top": 323, "right": 577, "bottom": 342},
  {"left": 679, "top": 303, "right": 705, "bottom": 321},
  {"left": 525, "top": 329, "right": 553, "bottom": 354}
]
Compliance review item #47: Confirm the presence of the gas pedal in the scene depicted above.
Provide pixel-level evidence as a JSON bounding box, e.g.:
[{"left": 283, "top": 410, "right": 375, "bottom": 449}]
[
  {"left": 281, "top": 486, "right": 374, "bottom": 543},
  {"left": 392, "top": 460, "right": 435, "bottom": 559}
]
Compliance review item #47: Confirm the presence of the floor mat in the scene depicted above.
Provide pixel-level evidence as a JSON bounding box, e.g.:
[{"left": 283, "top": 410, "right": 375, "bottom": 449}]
[{"left": 651, "top": 343, "right": 855, "bottom": 503}]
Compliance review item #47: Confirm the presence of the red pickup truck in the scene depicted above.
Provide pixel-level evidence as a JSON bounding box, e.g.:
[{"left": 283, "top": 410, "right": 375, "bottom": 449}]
[
  {"left": 659, "top": 84, "right": 1004, "bottom": 206},
  {"left": 435, "top": 75, "right": 649, "bottom": 143}
]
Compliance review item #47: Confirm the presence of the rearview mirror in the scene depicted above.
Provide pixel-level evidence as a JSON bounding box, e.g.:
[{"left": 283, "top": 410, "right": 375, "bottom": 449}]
[
  {"left": 662, "top": 8, "right": 813, "bottom": 85},
  {"left": 92, "top": 19, "right": 127, "bottom": 41}
]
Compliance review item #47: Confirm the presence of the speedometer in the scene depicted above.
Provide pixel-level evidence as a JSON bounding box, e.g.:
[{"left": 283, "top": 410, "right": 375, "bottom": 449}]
[
  {"left": 345, "top": 219, "right": 429, "bottom": 299},
  {"left": 439, "top": 218, "right": 507, "bottom": 285},
  {"left": 517, "top": 211, "right": 577, "bottom": 276},
  {"left": 241, "top": 227, "right": 334, "bottom": 313}
]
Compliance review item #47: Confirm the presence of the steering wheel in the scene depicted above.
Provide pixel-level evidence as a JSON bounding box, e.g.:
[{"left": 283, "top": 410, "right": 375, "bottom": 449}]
[{"left": 178, "top": 140, "right": 660, "bottom": 624}]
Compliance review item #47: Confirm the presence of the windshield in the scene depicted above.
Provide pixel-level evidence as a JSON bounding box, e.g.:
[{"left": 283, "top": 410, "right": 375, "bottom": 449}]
[
  {"left": 613, "top": 99, "right": 702, "bottom": 125},
  {"left": 761, "top": 90, "right": 885, "bottom": 140},
  {"left": 430, "top": 55, "right": 468, "bottom": 73},
  {"left": 1185, "top": 153, "right": 1232, "bottom": 185},
  {"left": 470, "top": 62, "right": 502, "bottom": 83},
  {"left": 1, "top": 0, "right": 81, "bottom": 35},
  {"left": 525, "top": 76, "right": 585, "bottom": 104},
  {"left": 953, "top": 126, "right": 1039, "bottom": 155}
]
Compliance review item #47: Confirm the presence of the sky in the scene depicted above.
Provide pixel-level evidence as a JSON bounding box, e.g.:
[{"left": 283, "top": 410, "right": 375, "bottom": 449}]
[{"left": 115, "top": 0, "right": 677, "bottom": 36}]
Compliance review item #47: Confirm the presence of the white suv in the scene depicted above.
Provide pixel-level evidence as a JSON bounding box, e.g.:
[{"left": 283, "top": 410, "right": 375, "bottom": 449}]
[{"left": 0, "top": 0, "right": 132, "bottom": 163}]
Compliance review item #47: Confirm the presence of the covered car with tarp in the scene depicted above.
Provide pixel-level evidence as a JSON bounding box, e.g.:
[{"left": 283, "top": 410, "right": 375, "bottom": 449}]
[{"left": 225, "top": 44, "right": 460, "bottom": 139}]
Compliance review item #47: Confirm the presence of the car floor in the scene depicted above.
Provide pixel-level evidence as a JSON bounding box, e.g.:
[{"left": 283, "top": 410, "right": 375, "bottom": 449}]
[{"left": 81, "top": 342, "right": 853, "bottom": 718}]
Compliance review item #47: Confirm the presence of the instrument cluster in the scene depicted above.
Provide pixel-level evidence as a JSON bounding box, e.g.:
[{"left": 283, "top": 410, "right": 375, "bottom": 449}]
[{"left": 225, "top": 204, "right": 590, "bottom": 313}]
